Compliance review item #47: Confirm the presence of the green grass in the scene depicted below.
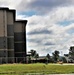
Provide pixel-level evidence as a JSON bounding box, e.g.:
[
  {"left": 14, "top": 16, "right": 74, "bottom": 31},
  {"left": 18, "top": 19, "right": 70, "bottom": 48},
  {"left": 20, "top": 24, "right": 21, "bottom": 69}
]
[{"left": 0, "top": 63, "right": 74, "bottom": 74}]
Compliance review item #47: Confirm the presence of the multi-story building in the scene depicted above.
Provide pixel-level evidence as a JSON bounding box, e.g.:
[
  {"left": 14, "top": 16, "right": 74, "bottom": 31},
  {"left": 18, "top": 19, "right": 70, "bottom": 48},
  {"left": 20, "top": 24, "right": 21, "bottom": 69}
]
[{"left": 0, "top": 7, "right": 27, "bottom": 64}]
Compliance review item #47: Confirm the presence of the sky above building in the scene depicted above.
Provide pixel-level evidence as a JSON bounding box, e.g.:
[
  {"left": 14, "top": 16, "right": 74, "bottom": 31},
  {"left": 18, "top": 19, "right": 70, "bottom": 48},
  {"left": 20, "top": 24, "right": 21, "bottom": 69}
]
[{"left": 0, "top": 0, "right": 74, "bottom": 56}]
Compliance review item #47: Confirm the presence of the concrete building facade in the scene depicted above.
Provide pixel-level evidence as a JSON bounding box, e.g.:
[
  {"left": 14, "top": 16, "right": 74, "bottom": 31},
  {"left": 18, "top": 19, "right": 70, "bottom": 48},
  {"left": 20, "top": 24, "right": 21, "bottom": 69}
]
[{"left": 0, "top": 7, "right": 27, "bottom": 63}]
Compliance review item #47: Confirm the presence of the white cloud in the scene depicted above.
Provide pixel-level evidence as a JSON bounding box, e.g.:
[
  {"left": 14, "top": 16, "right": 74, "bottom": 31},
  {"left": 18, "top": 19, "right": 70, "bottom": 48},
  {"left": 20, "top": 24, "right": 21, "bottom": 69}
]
[
  {"left": 26, "top": 6, "right": 74, "bottom": 56},
  {"left": 0, "top": 0, "right": 21, "bottom": 9}
]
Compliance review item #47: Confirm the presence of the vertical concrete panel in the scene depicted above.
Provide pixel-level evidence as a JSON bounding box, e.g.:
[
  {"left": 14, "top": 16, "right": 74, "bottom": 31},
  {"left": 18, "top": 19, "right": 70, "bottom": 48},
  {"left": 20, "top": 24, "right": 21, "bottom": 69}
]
[
  {"left": 14, "top": 22, "right": 23, "bottom": 32},
  {"left": 4, "top": 10, "right": 7, "bottom": 37},
  {"left": 7, "top": 11, "right": 14, "bottom": 63},
  {"left": 3, "top": 10, "right": 8, "bottom": 55},
  {"left": 0, "top": 10, "right": 7, "bottom": 37},
  {"left": 7, "top": 11, "right": 14, "bottom": 25},
  {"left": 0, "top": 10, "right": 5, "bottom": 36},
  {"left": 0, "top": 10, "right": 8, "bottom": 63}
]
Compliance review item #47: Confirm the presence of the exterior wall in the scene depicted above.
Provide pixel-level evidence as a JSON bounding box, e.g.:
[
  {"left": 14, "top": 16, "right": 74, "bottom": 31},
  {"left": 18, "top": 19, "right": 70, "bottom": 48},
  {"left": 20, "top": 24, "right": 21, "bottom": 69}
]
[
  {"left": 0, "top": 8, "right": 27, "bottom": 64},
  {"left": 14, "top": 21, "right": 27, "bottom": 63},
  {"left": 0, "top": 10, "right": 7, "bottom": 37}
]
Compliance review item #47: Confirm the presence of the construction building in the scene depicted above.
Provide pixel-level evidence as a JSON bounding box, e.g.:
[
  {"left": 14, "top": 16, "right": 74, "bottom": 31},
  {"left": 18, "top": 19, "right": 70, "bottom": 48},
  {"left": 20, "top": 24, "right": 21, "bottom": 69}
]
[{"left": 0, "top": 7, "right": 27, "bottom": 63}]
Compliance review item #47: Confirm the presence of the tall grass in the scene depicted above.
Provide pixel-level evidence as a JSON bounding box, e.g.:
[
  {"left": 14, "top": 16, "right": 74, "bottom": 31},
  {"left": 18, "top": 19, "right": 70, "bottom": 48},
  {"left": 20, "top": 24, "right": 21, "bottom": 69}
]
[{"left": 0, "top": 63, "right": 74, "bottom": 74}]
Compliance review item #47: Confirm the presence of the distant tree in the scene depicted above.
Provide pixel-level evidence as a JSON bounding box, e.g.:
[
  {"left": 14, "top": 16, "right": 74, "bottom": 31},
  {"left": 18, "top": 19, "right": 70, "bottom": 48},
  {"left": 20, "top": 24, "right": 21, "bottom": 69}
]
[
  {"left": 59, "top": 56, "right": 67, "bottom": 63},
  {"left": 29, "top": 49, "right": 37, "bottom": 57},
  {"left": 35, "top": 53, "right": 39, "bottom": 58},
  {"left": 52, "top": 50, "right": 60, "bottom": 63},
  {"left": 69, "top": 46, "right": 74, "bottom": 62},
  {"left": 46, "top": 54, "right": 50, "bottom": 59},
  {"left": 62, "top": 57, "right": 67, "bottom": 63},
  {"left": 46, "top": 54, "right": 50, "bottom": 63},
  {"left": 28, "top": 49, "right": 39, "bottom": 60},
  {"left": 35, "top": 53, "right": 39, "bottom": 62}
]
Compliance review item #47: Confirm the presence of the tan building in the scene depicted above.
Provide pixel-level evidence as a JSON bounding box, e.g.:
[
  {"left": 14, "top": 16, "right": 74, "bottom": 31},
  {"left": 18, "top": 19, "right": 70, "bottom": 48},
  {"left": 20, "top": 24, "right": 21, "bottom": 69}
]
[{"left": 0, "top": 7, "right": 27, "bottom": 63}]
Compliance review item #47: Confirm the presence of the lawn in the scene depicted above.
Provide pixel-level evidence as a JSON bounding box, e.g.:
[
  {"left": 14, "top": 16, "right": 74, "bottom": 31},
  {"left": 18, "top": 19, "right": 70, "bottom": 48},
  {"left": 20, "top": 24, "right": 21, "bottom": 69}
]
[{"left": 0, "top": 63, "right": 74, "bottom": 74}]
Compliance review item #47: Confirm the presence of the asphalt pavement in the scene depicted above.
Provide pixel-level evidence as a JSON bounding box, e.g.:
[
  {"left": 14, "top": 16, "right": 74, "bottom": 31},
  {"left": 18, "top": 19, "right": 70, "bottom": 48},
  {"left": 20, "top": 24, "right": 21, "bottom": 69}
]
[{"left": 49, "top": 74, "right": 74, "bottom": 75}]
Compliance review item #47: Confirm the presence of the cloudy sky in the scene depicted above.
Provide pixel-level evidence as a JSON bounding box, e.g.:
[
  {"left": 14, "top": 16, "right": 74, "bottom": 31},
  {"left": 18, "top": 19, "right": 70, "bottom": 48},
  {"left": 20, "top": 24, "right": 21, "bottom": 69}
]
[{"left": 0, "top": 0, "right": 74, "bottom": 56}]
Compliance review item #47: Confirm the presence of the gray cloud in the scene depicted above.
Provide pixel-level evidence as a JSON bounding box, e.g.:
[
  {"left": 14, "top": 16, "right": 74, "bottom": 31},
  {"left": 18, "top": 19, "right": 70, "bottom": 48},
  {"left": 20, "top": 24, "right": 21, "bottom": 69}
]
[
  {"left": 43, "top": 42, "right": 55, "bottom": 46},
  {"left": 29, "top": 0, "right": 66, "bottom": 8},
  {"left": 27, "top": 29, "right": 52, "bottom": 35},
  {"left": 16, "top": 0, "right": 74, "bottom": 14},
  {"left": 0, "top": 0, "right": 74, "bottom": 14},
  {"left": 27, "top": 38, "right": 41, "bottom": 44}
]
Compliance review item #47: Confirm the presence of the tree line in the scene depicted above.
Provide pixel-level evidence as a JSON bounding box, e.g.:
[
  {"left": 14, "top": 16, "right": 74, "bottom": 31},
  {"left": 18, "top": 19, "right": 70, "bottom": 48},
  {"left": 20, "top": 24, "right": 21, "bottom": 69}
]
[{"left": 27, "top": 49, "right": 67, "bottom": 63}]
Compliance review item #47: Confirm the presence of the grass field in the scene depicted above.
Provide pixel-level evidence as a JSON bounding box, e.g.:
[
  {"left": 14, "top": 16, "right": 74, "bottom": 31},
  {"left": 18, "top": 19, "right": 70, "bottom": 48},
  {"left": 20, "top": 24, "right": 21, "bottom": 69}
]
[{"left": 0, "top": 63, "right": 74, "bottom": 74}]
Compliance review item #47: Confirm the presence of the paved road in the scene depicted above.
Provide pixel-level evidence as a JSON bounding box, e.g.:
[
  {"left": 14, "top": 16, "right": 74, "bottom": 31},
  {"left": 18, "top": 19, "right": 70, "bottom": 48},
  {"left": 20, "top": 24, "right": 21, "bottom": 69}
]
[
  {"left": 49, "top": 63, "right": 74, "bottom": 65},
  {"left": 49, "top": 74, "right": 74, "bottom": 75},
  {"left": 26, "top": 73, "right": 74, "bottom": 75}
]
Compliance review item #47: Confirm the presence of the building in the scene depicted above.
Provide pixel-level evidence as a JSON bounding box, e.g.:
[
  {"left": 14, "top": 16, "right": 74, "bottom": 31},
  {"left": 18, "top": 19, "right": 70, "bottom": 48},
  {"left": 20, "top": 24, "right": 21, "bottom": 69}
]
[{"left": 0, "top": 7, "right": 27, "bottom": 64}]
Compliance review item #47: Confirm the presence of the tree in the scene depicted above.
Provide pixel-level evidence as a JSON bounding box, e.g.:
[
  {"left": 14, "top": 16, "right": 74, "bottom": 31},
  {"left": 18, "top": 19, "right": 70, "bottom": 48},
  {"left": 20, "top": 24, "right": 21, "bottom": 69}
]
[
  {"left": 61, "top": 57, "right": 67, "bottom": 63},
  {"left": 28, "top": 49, "right": 39, "bottom": 62},
  {"left": 35, "top": 53, "right": 39, "bottom": 59},
  {"left": 29, "top": 49, "right": 37, "bottom": 57},
  {"left": 46, "top": 54, "right": 50, "bottom": 63},
  {"left": 69, "top": 46, "right": 74, "bottom": 62},
  {"left": 46, "top": 54, "right": 50, "bottom": 59},
  {"left": 52, "top": 50, "right": 60, "bottom": 63},
  {"left": 35, "top": 53, "right": 39, "bottom": 62}
]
